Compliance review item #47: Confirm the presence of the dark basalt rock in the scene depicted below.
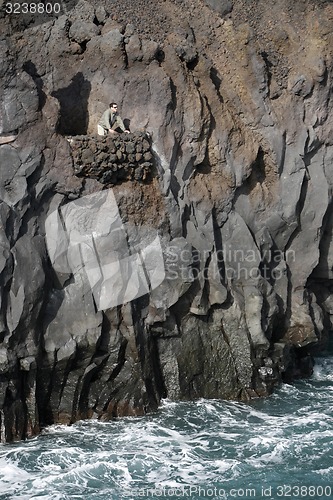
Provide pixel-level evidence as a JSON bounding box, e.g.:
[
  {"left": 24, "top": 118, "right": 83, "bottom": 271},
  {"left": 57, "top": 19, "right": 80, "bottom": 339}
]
[
  {"left": 69, "top": 132, "right": 153, "bottom": 184},
  {"left": 0, "top": 0, "right": 333, "bottom": 441}
]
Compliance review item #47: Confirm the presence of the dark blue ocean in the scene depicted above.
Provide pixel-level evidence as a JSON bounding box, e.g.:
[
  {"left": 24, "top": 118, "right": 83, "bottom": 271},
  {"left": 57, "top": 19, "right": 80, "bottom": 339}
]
[{"left": 0, "top": 355, "right": 332, "bottom": 500}]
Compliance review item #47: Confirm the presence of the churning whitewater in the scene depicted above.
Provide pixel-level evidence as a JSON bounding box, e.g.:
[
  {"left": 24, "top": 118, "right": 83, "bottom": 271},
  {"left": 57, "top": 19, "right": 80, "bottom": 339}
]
[{"left": 0, "top": 356, "right": 332, "bottom": 500}]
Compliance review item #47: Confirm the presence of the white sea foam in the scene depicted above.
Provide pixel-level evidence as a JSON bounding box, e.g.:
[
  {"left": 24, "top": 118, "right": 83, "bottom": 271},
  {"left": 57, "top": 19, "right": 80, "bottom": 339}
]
[
  {"left": 0, "top": 356, "right": 332, "bottom": 499},
  {"left": 0, "top": 458, "right": 31, "bottom": 494},
  {"left": 312, "top": 356, "right": 333, "bottom": 381}
]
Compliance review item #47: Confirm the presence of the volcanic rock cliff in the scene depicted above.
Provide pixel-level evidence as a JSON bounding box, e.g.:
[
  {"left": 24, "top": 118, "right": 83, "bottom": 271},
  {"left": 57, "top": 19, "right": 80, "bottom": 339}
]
[{"left": 0, "top": 0, "right": 333, "bottom": 441}]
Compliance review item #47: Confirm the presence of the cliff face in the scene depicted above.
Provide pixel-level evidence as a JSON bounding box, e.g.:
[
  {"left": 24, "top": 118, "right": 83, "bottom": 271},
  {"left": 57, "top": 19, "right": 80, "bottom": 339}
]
[{"left": 1, "top": 0, "right": 333, "bottom": 441}]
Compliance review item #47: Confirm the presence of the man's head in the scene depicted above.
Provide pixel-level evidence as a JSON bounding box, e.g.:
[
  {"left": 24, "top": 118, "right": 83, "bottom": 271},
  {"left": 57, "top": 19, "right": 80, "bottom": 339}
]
[{"left": 109, "top": 103, "right": 118, "bottom": 112}]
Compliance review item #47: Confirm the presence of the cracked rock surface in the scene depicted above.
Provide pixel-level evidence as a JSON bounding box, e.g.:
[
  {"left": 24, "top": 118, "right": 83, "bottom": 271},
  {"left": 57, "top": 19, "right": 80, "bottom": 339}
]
[{"left": 0, "top": 0, "right": 333, "bottom": 441}]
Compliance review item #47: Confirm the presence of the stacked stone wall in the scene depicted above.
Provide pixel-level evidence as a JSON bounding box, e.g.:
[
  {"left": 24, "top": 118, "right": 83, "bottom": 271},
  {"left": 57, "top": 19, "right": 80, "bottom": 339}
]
[{"left": 69, "top": 131, "right": 154, "bottom": 184}]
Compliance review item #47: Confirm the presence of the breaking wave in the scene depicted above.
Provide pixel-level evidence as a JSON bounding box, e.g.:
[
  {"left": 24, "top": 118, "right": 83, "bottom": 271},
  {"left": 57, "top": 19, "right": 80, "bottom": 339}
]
[{"left": 0, "top": 356, "right": 332, "bottom": 500}]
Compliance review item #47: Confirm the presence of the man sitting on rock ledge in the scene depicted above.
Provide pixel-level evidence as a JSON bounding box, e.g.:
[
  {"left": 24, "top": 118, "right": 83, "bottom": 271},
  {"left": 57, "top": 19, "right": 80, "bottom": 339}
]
[{"left": 97, "top": 103, "right": 130, "bottom": 136}]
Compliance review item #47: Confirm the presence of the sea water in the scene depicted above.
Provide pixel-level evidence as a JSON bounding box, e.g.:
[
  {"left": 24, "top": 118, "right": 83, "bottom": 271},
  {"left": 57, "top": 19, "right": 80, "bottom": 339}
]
[{"left": 0, "top": 355, "right": 332, "bottom": 500}]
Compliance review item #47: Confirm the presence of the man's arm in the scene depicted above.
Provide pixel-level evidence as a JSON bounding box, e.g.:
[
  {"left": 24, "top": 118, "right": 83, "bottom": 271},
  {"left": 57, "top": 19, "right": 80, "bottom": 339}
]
[
  {"left": 106, "top": 109, "right": 113, "bottom": 132},
  {"left": 116, "top": 116, "right": 129, "bottom": 133}
]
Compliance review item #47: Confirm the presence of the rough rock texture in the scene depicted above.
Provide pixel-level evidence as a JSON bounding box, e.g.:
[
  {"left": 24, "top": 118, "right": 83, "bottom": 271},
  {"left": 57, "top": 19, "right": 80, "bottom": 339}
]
[
  {"left": 0, "top": 0, "right": 333, "bottom": 441},
  {"left": 70, "top": 132, "right": 154, "bottom": 184}
]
